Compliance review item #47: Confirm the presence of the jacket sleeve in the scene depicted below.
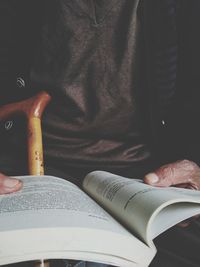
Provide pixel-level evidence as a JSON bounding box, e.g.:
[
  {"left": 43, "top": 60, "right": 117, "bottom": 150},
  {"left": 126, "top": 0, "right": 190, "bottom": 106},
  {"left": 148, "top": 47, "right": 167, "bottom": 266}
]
[
  {"left": 0, "top": 0, "right": 18, "bottom": 104},
  {"left": 177, "top": 0, "right": 200, "bottom": 165},
  {"left": 0, "top": 0, "right": 43, "bottom": 105}
]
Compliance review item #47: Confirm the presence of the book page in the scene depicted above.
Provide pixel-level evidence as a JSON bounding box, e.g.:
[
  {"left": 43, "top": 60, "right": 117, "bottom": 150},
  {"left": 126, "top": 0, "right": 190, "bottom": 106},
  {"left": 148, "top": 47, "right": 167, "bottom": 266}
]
[
  {"left": 0, "top": 175, "right": 154, "bottom": 266},
  {"left": 83, "top": 171, "right": 200, "bottom": 246}
]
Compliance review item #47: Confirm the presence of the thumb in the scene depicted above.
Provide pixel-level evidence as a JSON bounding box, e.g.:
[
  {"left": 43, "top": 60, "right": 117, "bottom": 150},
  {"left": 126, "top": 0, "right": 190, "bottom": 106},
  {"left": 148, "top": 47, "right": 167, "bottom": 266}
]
[
  {"left": 144, "top": 160, "right": 199, "bottom": 187},
  {"left": 0, "top": 173, "right": 22, "bottom": 194}
]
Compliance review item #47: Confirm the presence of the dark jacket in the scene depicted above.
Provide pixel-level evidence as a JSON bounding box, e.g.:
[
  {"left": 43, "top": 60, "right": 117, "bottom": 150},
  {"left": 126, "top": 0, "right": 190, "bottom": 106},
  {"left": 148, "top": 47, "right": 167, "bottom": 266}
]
[{"left": 1, "top": 0, "right": 200, "bottom": 169}]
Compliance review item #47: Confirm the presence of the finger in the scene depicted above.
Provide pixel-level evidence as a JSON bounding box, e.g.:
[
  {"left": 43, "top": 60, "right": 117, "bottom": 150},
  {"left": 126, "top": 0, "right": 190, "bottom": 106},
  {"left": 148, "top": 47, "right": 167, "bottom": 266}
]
[
  {"left": 144, "top": 160, "right": 199, "bottom": 187},
  {"left": 178, "top": 220, "right": 190, "bottom": 228},
  {"left": 178, "top": 214, "right": 200, "bottom": 228},
  {"left": 0, "top": 173, "right": 22, "bottom": 194}
]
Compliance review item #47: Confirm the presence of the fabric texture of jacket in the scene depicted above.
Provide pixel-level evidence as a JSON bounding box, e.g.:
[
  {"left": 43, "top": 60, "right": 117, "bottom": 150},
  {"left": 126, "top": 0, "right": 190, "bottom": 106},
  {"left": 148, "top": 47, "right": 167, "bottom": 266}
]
[{"left": 1, "top": 0, "right": 200, "bottom": 166}]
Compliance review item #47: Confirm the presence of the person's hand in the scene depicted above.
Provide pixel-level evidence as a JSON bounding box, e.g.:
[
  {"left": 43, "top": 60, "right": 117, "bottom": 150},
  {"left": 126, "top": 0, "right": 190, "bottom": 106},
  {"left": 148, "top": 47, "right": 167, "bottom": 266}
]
[
  {"left": 144, "top": 159, "right": 200, "bottom": 190},
  {"left": 144, "top": 160, "right": 200, "bottom": 227},
  {"left": 0, "top": 173, "right": 22, "bottom": 194}
]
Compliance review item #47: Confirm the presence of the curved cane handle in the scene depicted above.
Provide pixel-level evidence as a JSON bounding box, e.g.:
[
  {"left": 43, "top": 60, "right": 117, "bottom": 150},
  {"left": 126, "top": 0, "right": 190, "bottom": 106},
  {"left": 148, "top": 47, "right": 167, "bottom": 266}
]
[
  {"left": 0, "top": 91, "right": 51, "bottom": 120},
  {"left": 0, "top": 91, "right": 51, "bottom": 176}
]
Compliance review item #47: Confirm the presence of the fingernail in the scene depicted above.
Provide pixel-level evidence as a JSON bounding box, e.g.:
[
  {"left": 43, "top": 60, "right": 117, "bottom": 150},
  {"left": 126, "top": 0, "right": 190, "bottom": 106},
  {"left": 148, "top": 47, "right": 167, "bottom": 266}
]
[
  {"left": 3, "top": 178, "right": 21, "bottom": 189},
  {"left": 145, "top": 173, "right": 159, "bottom": 184}
]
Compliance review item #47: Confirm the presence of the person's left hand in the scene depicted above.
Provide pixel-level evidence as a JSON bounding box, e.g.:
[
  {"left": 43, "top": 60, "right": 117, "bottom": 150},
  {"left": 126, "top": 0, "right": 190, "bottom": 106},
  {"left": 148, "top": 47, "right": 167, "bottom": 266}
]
[
  {"left": 144, "top": 159, "right": 200, "bottom": 227},
  {"left": 144, "top": 159, "right": 200, "bottom": 190}
]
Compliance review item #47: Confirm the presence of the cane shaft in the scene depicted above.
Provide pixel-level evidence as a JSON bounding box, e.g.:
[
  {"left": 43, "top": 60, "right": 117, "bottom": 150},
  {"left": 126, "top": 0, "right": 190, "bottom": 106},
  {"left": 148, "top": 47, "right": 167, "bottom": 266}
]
[
  {"left": 27, "top": 117, "right": 44, "bottom": 176},
  {"left": 35, "top": 260, "right": 50, "bottom": 267}
]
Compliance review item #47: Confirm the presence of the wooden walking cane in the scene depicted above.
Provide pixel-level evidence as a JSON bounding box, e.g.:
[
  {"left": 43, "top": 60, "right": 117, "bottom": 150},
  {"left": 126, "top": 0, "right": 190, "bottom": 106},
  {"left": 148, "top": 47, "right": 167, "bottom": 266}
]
[{"left": 0, "top": 91, "right": 51, "bottom": 267}]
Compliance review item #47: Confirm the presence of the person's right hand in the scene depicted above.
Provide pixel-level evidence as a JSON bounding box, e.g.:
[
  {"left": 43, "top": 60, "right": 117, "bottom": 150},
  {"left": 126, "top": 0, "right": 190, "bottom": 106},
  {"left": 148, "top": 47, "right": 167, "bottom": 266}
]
[{"left": 0, "top": 173, "right": 22, "bottom": 194}]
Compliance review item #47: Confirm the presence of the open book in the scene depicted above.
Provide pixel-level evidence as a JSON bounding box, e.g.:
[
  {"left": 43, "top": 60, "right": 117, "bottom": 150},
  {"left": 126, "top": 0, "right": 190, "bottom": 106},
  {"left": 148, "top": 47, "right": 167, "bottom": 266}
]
[{"left": 0, "top": 171, "right": 200, "bottom": 267}]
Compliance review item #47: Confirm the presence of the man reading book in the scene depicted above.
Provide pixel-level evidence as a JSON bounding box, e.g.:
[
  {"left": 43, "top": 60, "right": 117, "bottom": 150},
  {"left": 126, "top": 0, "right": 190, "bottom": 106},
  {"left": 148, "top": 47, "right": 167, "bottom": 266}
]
[{"left": 0, "top": 0, "right": 200, "bottom": 267}]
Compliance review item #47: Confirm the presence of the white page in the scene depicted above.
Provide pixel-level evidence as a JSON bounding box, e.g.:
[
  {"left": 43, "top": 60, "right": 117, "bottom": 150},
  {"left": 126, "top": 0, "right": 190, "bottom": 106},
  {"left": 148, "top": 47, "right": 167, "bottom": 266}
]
[
  {"left": 83, "top": 171, "right": 200, "bottom": 246},
  {"left": 149, "top": 202, "right": 200, "bottom": 239},
  {"left": 0, "top": 175, "right": 154, "bottom": 266}
]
